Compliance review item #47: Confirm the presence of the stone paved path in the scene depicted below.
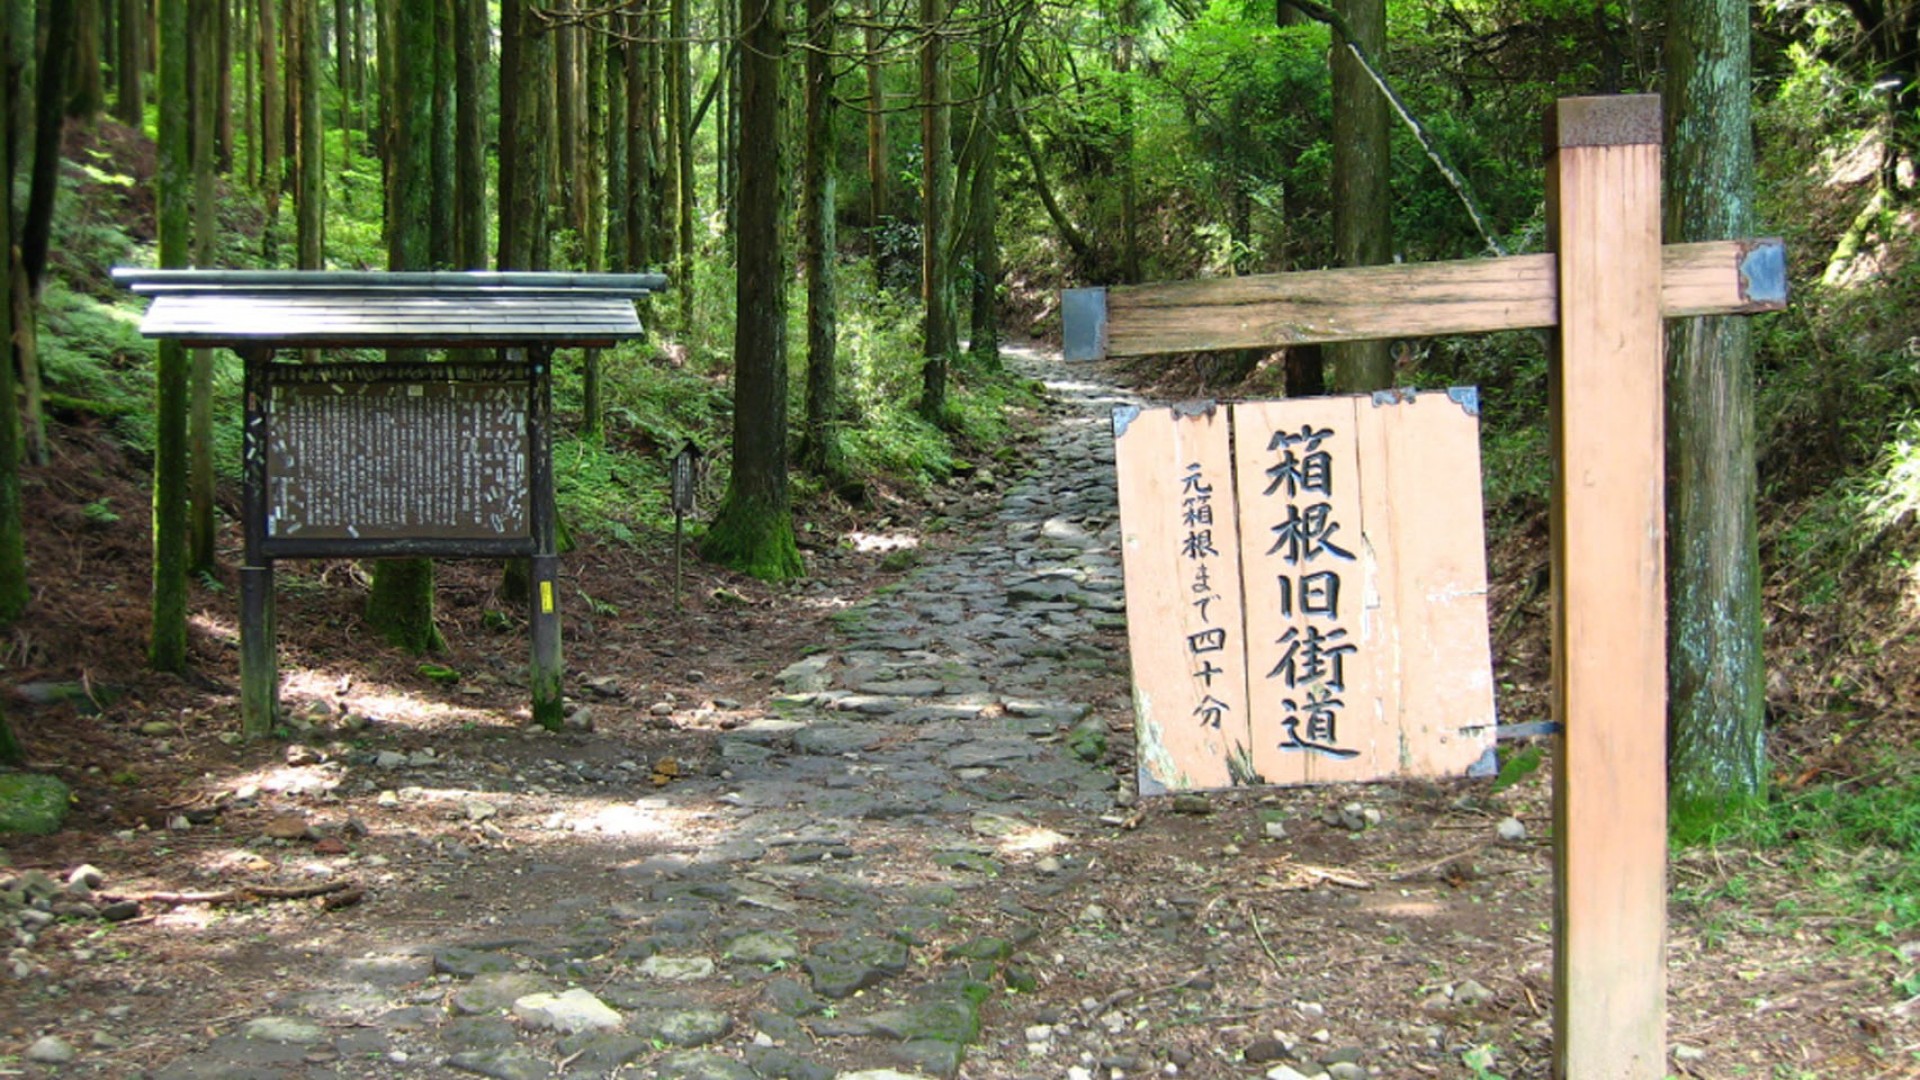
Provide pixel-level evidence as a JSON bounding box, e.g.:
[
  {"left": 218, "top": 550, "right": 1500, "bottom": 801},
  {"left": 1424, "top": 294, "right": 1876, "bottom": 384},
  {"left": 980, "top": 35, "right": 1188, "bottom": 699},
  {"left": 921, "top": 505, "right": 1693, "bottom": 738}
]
[{"left": 145, "top": 346, "right": 1160, "bottom": 1080}]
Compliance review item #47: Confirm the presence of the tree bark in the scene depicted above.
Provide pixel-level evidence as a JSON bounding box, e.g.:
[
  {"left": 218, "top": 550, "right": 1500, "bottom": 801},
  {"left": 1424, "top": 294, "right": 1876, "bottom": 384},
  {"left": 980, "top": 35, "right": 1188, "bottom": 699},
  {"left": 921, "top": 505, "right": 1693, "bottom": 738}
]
[
  {"left": 260, "top": 0, "right": 281, "bottom": 217},
  {"left": 116, "top": 0, "right": 144, "bottom": 125},
  {"left": 605, "top": 12, "right": 626, "bottom": 271},
  {"left": 863, "top": 4, "right": 888, "bottom": 285},
  {"left": 917, "top": 0, "right": 954, "bottom": 421},
  {"left": 670, "top": 0, "right": 692, "bottom": 326},
  {"left": 216, "top": 0, "right": 232, "bottom": 170},
  {"left": 367, "top": 0, "right": 443, "bottom": 655},
  {"left": 1326, "top": 0, "right": 1391, "bottom": 392},
  {"left": 583, "top": 19, "right": 605, "bottom": 436},
  {"left": 1115, "top": 0, "right": 1138, "bottom": 283},
  {"left": 294, "top": 0, "right": 323, "bottom": 267},
  {"left": 70, "top": 0, "right": 104, "bottom": 120},
  {"left": 967, "top": 0, "right": 1000, "bottom": 367},
  {"left": 701, "top": 0, "right": 801, "bottom": 580},
  {"left": 190, "top": 0, "right": 217, "bottom": 573},
  {"left": 429, "top": 0, "right": 453, "bottom": 267},
  {"left": 152, "top": 0, "right": 191, "bottom": 671},
  {"left": 0, "top": 10, "right": 27, "bottom": 626},
  {"left": 502, "top": 0, "right": 551, "bottom": 271},
  {"left": 452, "top": 0, "right": 485, "bottom": 270},
  {"left": 800, "top": 0, "right": 843, "bottom": 479},
  {"left": 625, "top": 3, "right": 652, "bottom": 269},
  {"left": 1664, "top": 0, "right": 1764, "bottom": 823}
]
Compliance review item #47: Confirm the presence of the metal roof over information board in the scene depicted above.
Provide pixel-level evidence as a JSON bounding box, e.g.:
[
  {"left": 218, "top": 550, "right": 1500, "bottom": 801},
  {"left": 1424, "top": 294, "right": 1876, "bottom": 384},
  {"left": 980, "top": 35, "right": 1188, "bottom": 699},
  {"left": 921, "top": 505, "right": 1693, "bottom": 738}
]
[{"left": 112, "top": 269, "right": 668, "bottom": 349}]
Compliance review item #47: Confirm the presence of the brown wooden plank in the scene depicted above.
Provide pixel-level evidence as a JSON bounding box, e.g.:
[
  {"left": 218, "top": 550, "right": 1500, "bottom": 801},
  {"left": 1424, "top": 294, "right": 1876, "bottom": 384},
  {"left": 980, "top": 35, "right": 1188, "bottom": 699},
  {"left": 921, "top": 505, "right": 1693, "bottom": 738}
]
[
  {"left": 1352, "top": 391, "right": 1497, "bottom": 776},
  {"left": 1233, "top": 394, "right": 1495, "bottom": 786},
  {"left": 1113, "top": 404, "right": 1253, "bottom": 793},
  {"left": 1546, "top": 95, "right": 1669, "bottom": 1080},
  {"left": 1098, "top": 239, "right": 1778, "bottom": 356}
]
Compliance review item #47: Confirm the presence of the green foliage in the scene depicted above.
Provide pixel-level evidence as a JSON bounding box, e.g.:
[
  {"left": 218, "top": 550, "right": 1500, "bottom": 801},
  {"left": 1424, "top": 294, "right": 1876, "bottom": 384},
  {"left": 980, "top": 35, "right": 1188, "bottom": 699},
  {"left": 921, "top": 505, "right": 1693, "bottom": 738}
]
[{"left": 1676, "top": 764, "right": 1920, "bottom": 940}]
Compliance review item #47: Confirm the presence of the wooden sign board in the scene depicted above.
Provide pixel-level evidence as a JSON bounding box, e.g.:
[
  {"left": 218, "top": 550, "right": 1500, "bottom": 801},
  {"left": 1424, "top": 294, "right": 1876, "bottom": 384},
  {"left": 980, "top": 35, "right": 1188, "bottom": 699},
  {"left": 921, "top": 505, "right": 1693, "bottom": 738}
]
[{"left": 1113, "top": 390, "right": 1496, "bottom": 793}]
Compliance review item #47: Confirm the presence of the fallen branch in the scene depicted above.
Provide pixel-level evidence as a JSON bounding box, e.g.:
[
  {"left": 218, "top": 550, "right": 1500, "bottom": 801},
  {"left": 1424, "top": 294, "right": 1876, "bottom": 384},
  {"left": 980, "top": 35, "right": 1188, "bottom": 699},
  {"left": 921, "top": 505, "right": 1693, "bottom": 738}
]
[{"left": 118, "top": 880, "right": 359, "bottom": 908}]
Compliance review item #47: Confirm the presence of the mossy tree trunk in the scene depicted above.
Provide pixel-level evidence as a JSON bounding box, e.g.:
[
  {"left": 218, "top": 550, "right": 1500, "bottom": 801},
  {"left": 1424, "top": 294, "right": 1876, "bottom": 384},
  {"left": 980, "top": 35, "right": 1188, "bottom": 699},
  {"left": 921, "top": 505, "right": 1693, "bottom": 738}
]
[
  {"left": 702, "top": 0, "right": 801, "bottom": 582},
  {"left": 1326, "top": 0, "right": 1392, "bottom": 393},
  {"left": 1664, "top": 0, "right": 1764, "bottom": 824},
  {"left": 366, "top": 0, "right": 443, "bottom": 655},
  {"left": 151, "top": 0, "right": 191, "bottom": 672},
  {"left": 0, "top": 10, "right": 26, "bottom": 626},
  {"left": 452, "top": 0, "right": 486, "bottom": 272}
]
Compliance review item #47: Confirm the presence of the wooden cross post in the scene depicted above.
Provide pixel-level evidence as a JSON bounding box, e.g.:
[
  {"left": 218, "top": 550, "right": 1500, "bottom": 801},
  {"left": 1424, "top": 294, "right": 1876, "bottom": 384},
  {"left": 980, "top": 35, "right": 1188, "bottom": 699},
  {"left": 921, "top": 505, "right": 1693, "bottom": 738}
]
[{"left": 1064, "top": 95, "right": 1784, "bottom": 1080}]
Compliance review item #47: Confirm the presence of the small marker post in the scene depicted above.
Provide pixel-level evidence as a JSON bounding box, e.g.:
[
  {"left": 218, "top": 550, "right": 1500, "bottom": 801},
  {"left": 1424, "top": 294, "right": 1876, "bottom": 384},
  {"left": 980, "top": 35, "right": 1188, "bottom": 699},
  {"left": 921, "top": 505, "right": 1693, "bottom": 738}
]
[{"left": 671, "top": 442, "right": 702, "bottom": 611}]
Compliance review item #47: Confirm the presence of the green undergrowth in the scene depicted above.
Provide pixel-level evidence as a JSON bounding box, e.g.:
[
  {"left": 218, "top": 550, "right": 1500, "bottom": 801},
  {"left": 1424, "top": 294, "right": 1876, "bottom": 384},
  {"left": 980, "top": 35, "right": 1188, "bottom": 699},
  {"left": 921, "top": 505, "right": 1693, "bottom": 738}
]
[{"left": 1675, "top": 762, "right": 1920, "bottom": 951}]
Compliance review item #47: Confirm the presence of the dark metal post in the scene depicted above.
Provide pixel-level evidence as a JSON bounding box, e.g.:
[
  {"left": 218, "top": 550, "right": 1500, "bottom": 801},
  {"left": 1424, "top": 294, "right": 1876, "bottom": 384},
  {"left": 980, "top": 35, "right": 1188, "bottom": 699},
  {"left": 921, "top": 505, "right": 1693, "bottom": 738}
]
[
  {"left": 526, "top": 346, "right": 564, "bottom": 729},
  {"left": 239, "top": 349, "right": 278, "bottom": 737}
]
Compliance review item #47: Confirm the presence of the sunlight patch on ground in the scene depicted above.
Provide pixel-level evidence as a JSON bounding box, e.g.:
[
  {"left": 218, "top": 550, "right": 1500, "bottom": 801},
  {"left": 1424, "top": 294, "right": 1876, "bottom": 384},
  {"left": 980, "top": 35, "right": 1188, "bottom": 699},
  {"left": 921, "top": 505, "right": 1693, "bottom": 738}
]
[
  {"left": 190, "top": 613, "right": 240, "bottom": 646},
  {"left": 845, "top": 530, "right": 920, "bottom": 553}
]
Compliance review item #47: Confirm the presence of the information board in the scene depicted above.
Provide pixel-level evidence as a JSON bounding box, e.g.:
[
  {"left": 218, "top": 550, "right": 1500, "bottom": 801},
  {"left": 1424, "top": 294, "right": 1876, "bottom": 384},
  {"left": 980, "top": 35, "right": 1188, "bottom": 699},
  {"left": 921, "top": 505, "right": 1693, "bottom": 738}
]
[{"left": 265, "top": 374, "right": 529, "bottom": 545}]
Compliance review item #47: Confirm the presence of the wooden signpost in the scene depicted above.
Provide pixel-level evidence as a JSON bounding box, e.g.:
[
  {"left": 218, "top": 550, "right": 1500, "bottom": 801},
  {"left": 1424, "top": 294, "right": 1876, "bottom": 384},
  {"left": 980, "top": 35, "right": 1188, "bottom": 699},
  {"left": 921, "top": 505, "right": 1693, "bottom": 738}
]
[{"left": 1066, "top": 97, "right": 1786, "bottom": 1079}]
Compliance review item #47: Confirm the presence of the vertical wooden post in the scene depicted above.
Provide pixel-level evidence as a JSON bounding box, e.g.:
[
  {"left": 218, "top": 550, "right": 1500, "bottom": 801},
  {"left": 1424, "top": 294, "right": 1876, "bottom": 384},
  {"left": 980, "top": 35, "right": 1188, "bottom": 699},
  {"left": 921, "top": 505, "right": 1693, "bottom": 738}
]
[
  {"left": 1546, "top": 96, "right": 1668, "bottom": 1079},
  {"left": 239, "top": 348, "right": 279, "bottom": 738},
  {"left": 527, "top": 347, "right": 565, "bottom": 730}
]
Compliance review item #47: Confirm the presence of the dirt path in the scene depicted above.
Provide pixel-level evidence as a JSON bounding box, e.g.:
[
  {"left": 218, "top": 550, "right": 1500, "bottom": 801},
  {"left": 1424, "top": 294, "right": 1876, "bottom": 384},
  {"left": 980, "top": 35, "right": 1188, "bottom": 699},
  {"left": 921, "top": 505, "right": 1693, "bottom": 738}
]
[{"left": 1, "top": 346, "right": 1906, "bottom": 1079}]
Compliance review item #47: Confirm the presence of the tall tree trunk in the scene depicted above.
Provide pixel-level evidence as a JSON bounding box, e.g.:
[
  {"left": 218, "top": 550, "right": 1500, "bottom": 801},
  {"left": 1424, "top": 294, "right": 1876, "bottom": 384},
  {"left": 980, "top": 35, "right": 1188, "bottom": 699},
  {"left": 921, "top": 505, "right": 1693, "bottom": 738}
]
[
  {"left": 189, "top": 0, "right": 217, "bottom": 574},
  {"left": 1664, "top": 0, "right": 1764, "bottom": 823},
  {"left": 294, "top": 0, "right": 323, "bottom": 267},
  {"left": 0, "top": 10, "right": 27, "bottom": 626},
  {"left": 151, "top": 0, "right": 190, "bottom": 671},
  {"left": 70, "top": 0, "right": 104, "bottom": 120},
  {"left": 259, "top": 0, "right": 281, "bottom": 218},
  {"left": 498, "top": 0, "right": 554, "bottom": 273},
  {"left": 216, "top": 0, "right": 231, "bottom": 169},
  {"left": 115, "top": 0, "right": 143, "bottom": 123},
  {"left": 555, "top": 8, "right": 579, "bottom": 257},
  {"left": 428, "top": 0, "right": 453, "bottom": 267},
  {"left": 241, "top": 0, "right": 254, "bottom": 186},
  {"left": 336, "top": 0, "right": 351, "bottom": 170},
  {"left": 917, "top": 0, "right": 953, "bottom": 421},
  {"left": 605, "top": 10, "right": 627, "bottom": 271},
  {"left": 19, "top": 0, "right": 77, "bottom": 467},
  {"left": 453, "top": 0, "right": 484, "bottom": 270},
  {"left": 700, "top": 0, "right": 800, "bottom": 580},
  {"left": 863, "top": 5, "right": 887, "bottom": 285},
  {"left": 670, "top": 0, "right": 692, "bottom": 326},
  {"left": 583, "top": 18, "right": 605, "bottom": 436},
  {"left": 967, "top": 0, "right": 1000, "bottom": 367},
  {"left": 1326, "top": 0, "right": 1391, "bottom": 392},
  {"left": 1115, "top": 0, "right": 1138, "bottom": 283},
  {"left": 367, "top": 0, "right": 442, "bottom": 654},
  {"left": 799, "top": 0, "right": 843, "bottom": 479},
  {"left": 625, "top": 3, "right": 652, "bottom": 270}
]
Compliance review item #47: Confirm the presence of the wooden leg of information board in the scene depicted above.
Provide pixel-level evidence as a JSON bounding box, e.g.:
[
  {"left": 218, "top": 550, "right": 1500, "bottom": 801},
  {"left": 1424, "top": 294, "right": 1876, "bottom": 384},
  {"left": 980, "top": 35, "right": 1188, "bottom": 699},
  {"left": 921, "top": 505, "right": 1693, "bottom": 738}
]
[
  {"left": 239, "top": 348, "right": 278, "bottom": 740},
  {"left": 240, "top": 564, "right": 277, "bottom": 737},
  {"left": 1546, "top": 95, "right": 1669, "bottom": 1079},
  {"left": 528, "top": 348, "right": 564, "bottom": 731}
]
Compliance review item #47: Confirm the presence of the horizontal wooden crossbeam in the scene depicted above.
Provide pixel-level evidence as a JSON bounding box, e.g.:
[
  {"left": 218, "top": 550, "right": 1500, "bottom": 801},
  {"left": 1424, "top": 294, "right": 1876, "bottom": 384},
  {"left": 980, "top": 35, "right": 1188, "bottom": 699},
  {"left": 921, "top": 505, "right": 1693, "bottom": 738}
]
[{"left": 1063, "top": 238, "right": 1786, "bottom": 360}]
